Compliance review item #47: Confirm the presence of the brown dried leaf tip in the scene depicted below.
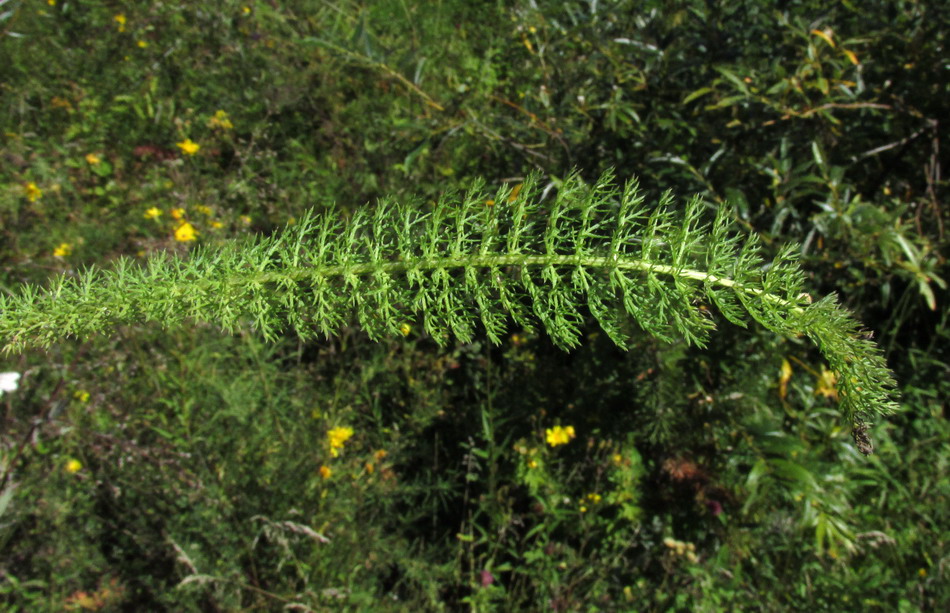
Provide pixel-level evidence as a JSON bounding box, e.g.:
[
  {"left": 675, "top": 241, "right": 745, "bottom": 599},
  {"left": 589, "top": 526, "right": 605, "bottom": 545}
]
[{"left": 853, "top": 423, "right": 874, "bottom": 456}]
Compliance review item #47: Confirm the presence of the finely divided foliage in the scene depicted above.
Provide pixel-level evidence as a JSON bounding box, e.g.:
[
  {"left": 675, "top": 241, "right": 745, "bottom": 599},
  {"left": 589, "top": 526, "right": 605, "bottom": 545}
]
[{"left": 0, "top": 172, "right": 897, "bottom": 428}]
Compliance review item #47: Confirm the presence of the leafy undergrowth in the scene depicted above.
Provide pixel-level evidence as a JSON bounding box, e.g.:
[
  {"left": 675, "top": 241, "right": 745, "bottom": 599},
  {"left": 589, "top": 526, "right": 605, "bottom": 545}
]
[{"left": 1, "top": 1, "right": 946, "bottom": 610}]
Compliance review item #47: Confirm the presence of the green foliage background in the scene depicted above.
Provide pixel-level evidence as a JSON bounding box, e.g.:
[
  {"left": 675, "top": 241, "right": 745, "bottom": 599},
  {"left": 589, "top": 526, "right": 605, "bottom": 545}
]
[{"left": 0, "top": 0, "right": 947, "bottom": 610}]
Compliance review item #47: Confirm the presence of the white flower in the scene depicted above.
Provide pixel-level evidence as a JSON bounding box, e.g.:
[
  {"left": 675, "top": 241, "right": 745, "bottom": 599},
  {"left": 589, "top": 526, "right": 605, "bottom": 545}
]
[{"left": 0, "top": 372, "right": 20, "bottom": 396}]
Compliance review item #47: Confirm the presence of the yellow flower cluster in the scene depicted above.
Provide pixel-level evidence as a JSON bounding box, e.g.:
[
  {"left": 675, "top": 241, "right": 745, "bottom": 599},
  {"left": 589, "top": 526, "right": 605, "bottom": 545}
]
[
  {"left": 327, "top": 426, "right": 354, "bottom": 458},
  {"left": 176, "top": 138, "right": 200, "bottom": 155},
  {"left": 24, "top": 182, "right": 42, "bottom": 202},
  {"left": 175, "top": 222, "right": 198, "bottom": 242},
  {"left": 53, "top": 242, "right": 72, "bottom": 258},
  {"left": 545, "top": 425, "right": 575, "bottom": 447},
  {"left": 579, "top": 492, "right": 602, "bottom": 513},
  {"left": 208, "top": 110, "right": 233, "bottom": 130}
]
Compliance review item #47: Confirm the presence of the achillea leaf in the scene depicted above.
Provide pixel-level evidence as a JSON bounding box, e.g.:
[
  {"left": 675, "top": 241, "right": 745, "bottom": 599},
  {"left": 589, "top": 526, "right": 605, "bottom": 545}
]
[{"left": 0, "top": 171, "right": 898, "bottom": 428}]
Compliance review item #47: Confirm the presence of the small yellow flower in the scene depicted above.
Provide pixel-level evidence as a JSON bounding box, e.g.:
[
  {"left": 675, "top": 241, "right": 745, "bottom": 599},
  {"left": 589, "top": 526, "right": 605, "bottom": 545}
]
[
  {"left": 85, "top": 153, "right": 101, "bottom": 165},
  {"left": 24, "top": 182, "right": 43, "bottom": 202},
  {"left": 399, "top": 323, "right": 412, "bottom": 336},
  {"left": 545, "top": 425, "right": 575, "bottom": 447},
  {"left": 527, "top": 459, "right": 538, "bottom": 469},
  {"left": 170, "top": 207, "right": 185, "bottom": 220},
  {"left": 210, "top": 220, "right": 224, "bottom": 229},
  {"left": 53, "top": 242, "right": 72, "bottom": 258},
  {"left": 240, "top": 215, "right": 252, "bottom": 225},
  {"left": 175, "top": 222, "right": 198, "bottom": 242},
  {"left": 243, "top": 6, "right": 252, "bottom": 15},
  {"left": 779, "top": 358, "right": 793, "bottom": 400},
  {"left": 195, "top": 204, "right": 213, "bottom": 216},
  {"left": 48, "top": 0, "right": 57, "bottom": 6},
  {"left": 484, "top": 199, "right": 495, "bottom": 207},
  {"left": 373, "top": 449, "right": 388, "bottom": 462},
  {"left": 815, "top": 367, "right": 838, "bottom": 401},
  {"left": 918, "top": 568, "right": 927, "bottom": 578},
  {"left": 114, "top": 14, "right": 126, "bottom": 32},
  {"left": 208, "top": 109, "right": 233, "bottom": 130},
  {"left": 579, "top": 505, "right": 588, "bottom": 513},
  {"left": 65, "top": 459, "right": 82, "bottom": 473},
  {"left": 327, "top": 426, "right": 354, "bottom": 458},
  {"left": 611, "top": 453, "right": 624, "bottom": 466},
  {"left": 74, "top": 390, "right": 90, "bottom": 403},
  {"left": 144, "top": 207, "right": 162, "bottom": 220},
  {"left": 586, "top": 493, "right": 602, "bottom": 504},
  {"left": 176, "top": 138, "right": 200, "bottom": 155},
  {"left": 319, "top": 465, "right": 332, "bottom": 479},
  {"left": 137, "top": 40, "right": 148, "bottom": 48}
]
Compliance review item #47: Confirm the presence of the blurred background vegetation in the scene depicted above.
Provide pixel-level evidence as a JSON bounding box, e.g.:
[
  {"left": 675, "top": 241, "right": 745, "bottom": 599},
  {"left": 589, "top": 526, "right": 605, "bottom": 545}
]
[{"left": 0, "top": 0, "right": 946, "bottom": 610}]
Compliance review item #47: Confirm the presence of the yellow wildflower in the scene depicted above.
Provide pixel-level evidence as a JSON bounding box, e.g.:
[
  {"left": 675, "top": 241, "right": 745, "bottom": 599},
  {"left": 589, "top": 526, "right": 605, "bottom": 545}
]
[
  {"left": 243, "top": 6, "right": 252, "bottom": 15},
  {"left": 586, "top": 493, "right": 602, "bottom": 504},
  {"left": 53, "top": 242, "right": 72, "bottom": 258},
  {"left": 779, "top": 358, "right": 793, "bottom": 400},
  {"left": 170, "top": 207, "right": 185, "bottom": 220},
  {"left": 195, "top": 204, "right": 213, "bottom": 216},
  {"left": 176, "top": 138, "right": 200, "bottom": 155},
  {"left": 174, "top": 222, "right": 198, "bottom": 242},
  {"left": 612, "top": 453, "right": 624, "bottom": 466},
  {"left": 114, "top": 14, "right": 126, "bottom": 32},
  {"left": 240, "top": 215, "right": 252, "bottom": 225},
  {"left": 24, "top": 182, "right": 43, "bottom": 202},
  {"left": 85, "top": 153, "right": 101, "bottom": 165},
  {"left": 815, "top": 367, "right": 838, "bottom": 401},
  {"left": 527, "top": 459, "right": 538, "bottom": 469},
  {"left": 74, "top": 390, "right": 90, "bottom": 403},
  {"left": 327, "top": 426, "right": 354, "bottom": 458},
  {"left": 319, "top": 465, "right": 332, "bottom": 479},
  {"left": 399, "top": 323, "right": 412, "bottom": 336},
  {"left": 65, "top": 459, "right": 82, "bottom": 473},
  {"left": 144, "top": 207, "right": 162, "bottom": 220},
  {"left": 137, "top": 40, "right": 148, "bottom": 48},
  {"left": 48, "top": 0, "right": 57, "bottom": 6},
  {"left": 210, "top": 220, "right": 224, "bottom": 229},
  {"left": 545, "top": 425, "right": 575, "bottom": 447},
  {"left": 208, "top": 109, "right": 234, "bottom": 130}
]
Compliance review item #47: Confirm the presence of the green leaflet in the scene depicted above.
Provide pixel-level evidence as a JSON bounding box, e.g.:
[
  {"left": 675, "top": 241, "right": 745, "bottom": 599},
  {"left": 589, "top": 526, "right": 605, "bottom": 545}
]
[{"left": 0, "top": 171, "right": 898, "bottom": 428}]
